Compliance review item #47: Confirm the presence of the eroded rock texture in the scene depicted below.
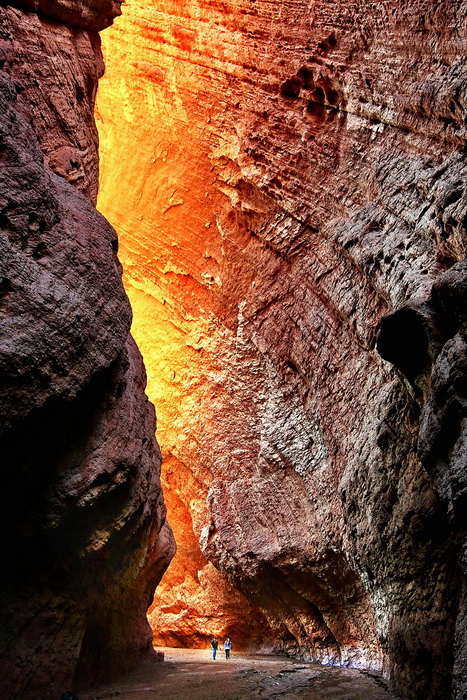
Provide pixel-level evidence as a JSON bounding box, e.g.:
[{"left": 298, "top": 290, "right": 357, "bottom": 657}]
[
  {"left": 0, "top": 5, "right": 174, "bottom": 698},
  {"left": 378, "top": 260, "right": 467, "bottom": 697},
  {"left": 0, "top": 4, "right": 108, "bottom": 203},
  {"left": 149, "top": 451, "right": 277, "bottom": 651},
  {"left": 96, "top": 1, "right": 466, "bottom": 698}
]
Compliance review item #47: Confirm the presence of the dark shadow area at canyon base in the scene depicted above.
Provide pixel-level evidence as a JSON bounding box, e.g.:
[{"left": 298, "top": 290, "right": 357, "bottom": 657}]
[{"left": 80, "top": 648, "right": 398, "bottom": 700}]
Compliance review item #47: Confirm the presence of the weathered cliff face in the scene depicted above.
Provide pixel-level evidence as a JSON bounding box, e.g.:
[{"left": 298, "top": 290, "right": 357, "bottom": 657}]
[
  {"left": 377, "top": 260, "right": 467, "bottom": 698},
  {"left": 0, "top": 4, "right": 174, "bottom": 698},
  {"left": 96, "top": 1, "right": 466, "bottom": 697}
]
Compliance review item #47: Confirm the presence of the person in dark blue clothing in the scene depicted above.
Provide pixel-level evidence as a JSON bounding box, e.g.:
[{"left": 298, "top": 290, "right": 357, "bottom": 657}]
[{"left": 210, "top": 636, "right": 219, "bottom": 660}]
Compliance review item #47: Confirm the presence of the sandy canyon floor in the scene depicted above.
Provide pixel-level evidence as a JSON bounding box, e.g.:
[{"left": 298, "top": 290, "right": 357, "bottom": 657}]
[{"left": 80, "top": 647, "right": 398, "bottom": 699}]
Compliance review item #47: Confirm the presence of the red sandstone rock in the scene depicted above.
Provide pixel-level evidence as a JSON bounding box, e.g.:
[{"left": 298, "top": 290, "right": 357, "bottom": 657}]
[
  {"left": 96, "top": 1, "right": 467, "bottom": 698},
  {"left": 0, "top": 6, "right": 174, "bottom": 698},
  {"left": 0, "top": 66, "right": 128, "bottom": 429},
  {"left": 7, "top": 0, "right": 122, "bottom": 31},
  {"left": 0, "top": 7, "right": 105, "bottom": 202}
]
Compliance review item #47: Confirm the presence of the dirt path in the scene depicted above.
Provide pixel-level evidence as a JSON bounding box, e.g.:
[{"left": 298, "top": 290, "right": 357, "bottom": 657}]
[{"left": 80, "top": 648, "right": 398, "bottom": 700}]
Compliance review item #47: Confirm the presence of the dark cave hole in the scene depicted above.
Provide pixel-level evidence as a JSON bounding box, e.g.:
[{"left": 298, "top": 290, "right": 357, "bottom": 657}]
[{"left": 376, "top": 307, "right": 430, "bottom": 380}]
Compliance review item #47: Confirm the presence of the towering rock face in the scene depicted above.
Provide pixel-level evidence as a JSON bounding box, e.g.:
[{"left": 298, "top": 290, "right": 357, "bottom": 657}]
[
  {"left": 96, "top": 1, "right": 467, "bottom": 698},
  {"left": 0, "top": 4, "right": 174, "bottom": 698}
]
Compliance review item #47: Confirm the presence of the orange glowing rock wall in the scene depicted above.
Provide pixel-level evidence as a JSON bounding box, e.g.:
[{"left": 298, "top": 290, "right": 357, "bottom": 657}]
[{"left": 96, "top": 1, "right": 467, "bottom": 697}]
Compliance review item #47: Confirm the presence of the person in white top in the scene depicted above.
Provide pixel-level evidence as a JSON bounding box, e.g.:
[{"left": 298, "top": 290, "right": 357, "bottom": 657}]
[{"left": 223, "top": 637, "right": 232, "bottom": 660}]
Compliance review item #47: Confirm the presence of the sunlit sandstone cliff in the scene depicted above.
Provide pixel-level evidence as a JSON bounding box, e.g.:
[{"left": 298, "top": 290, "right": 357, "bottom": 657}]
[
  {"left": 0, "top": 3, "right": 174, "bottom": 698},
  {"left": 97, "top": 1, "right": 467, "bottom": 698}
]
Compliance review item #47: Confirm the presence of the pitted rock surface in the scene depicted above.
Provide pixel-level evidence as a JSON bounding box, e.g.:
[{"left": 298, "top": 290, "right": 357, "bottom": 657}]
[
  {"left": 0, "top": 69, "right": 129, "bottom": 428},
  {"left": 0, "top": 6, "right": 105, "bottom": 201},
  {"left": 7, "top": 0, "right": 122, "bottom": 31}
]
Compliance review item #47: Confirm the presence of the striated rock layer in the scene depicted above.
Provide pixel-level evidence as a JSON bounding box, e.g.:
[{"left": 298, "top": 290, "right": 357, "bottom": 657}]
[
  {"left": 97, "top": 0, "right": 467, "bottom": 697},
  {"left": 0, "top": 4, "right": 174, "bottom": 698}
]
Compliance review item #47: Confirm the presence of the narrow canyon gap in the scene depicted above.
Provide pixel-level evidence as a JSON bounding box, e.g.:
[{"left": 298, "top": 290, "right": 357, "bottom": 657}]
[{"left": 95, "top": 1, "right": 467, "bottom": 699}]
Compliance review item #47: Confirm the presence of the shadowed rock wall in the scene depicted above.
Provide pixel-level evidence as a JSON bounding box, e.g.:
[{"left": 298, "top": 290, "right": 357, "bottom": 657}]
[
  {"left": 0, "top": 4, "right": 174, "bottom": 698},
  {"left": 96, "top": 1, "right": 466, "bottom": 698}
]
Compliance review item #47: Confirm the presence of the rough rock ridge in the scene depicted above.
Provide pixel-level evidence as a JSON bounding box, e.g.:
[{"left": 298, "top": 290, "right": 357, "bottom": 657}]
[
  {"left": 0, "top": 4, "right": 174, "bottom": 699},
  {"left": 96, "top": 0, "right": 467, "bottom": 698},
  {"left": 378, "top": 260, "right": 467, "bottom": 698}
]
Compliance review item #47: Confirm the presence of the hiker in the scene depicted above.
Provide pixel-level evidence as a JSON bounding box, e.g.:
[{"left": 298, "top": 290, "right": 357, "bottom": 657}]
[
  {"left": 210, "top": 636, "right": 219, "bottom": 660},
  {"left": 223, "top": 637, "right": 232, "bottom": 660}
]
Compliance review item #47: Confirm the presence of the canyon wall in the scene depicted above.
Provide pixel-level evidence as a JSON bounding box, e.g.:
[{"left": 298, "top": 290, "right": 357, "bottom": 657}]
[
  {"left": 0, "top": 4, "right": 174, "bottom": 698},
  {"left": 96, "top": 1, "right": 467, "bottom": 698}
]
